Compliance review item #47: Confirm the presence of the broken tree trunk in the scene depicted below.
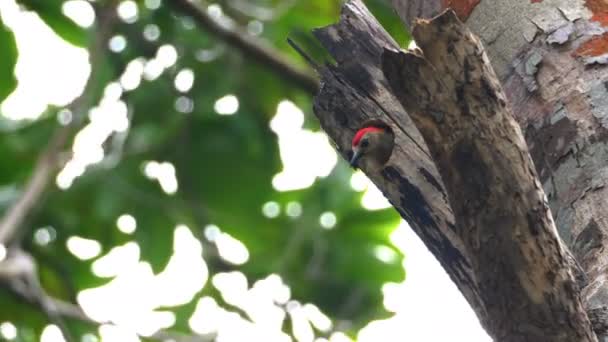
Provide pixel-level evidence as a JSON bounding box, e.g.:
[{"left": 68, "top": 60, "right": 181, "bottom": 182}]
[
  {"left": 383, "top": 11, "right": 594, "bottom": 341},
  {"left": 303, "top": 0, "right": 608, "bottom": 340},
  {"left": 311, "top": 0, "right": 480, "bottom": 314},
  {"left": 392, "top": 0, "right": 608, "bottom": 338}
]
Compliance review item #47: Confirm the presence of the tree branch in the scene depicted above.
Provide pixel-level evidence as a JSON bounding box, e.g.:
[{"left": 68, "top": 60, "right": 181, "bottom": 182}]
[
  {"left": 0, "top": 249, "right": 76, "bottom": 342},
  {"left": 167, "top": 0, "right": 319, "bottom": 94},
  {"left": 0, "top": 249, "right": 213, "bottom": 342},
  {"left": 0, "top": 6, "right": 117, "bottom": 246}
]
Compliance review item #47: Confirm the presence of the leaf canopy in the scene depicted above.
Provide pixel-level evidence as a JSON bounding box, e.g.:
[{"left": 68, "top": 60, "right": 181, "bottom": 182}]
[{"left": 0, "top": 0, "right": 410, "bottom": 340}]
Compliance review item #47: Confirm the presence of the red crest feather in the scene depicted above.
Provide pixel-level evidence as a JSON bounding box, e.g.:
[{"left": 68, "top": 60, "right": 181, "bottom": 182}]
[{"left": 352, "top": 126, "right": 384, "bottom": 147}]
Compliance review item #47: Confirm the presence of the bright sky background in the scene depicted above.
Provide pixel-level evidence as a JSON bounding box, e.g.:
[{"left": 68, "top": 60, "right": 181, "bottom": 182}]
[{"left": 0, "top": 1, "right": 491, "bottom": 341}]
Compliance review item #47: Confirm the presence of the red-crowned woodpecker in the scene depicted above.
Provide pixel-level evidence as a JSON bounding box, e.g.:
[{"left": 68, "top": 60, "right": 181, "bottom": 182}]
[{"left": 350, "top": 121, "right": 394, "bottom": 170}]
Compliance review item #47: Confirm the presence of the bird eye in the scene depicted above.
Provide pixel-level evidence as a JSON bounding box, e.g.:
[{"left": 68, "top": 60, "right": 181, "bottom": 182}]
[{"left": 361, "top": 140, "right": 369, "bottom": 148}]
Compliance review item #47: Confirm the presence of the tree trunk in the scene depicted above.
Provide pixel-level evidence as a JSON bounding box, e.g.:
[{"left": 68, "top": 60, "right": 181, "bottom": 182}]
[
  {"left": 395, "top": 0, "right": 608, "bottom": 337},
  {"left": 302, "top": 0, "right": 608, "bottom": 340}
]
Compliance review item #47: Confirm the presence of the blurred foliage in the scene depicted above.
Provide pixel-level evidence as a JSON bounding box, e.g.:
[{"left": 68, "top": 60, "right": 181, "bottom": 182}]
[
  {"left": 0, "top": 0, "right": 410, "bottom": 340},
  {"left": 17, "top": 0, "right": 89, "bottom": 46},
  {"left": 0, "top": 15, "right": 17, "bottom": 103}
]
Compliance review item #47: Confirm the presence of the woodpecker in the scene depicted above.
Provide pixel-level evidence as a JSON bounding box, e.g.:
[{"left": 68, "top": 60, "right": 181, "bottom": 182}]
[{"left": 350, "top": 121, "right": 394, "bottom": 170}]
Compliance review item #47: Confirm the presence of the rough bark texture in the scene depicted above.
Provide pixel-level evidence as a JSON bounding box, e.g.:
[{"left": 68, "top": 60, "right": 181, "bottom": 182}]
[
  {"left": 310, "top": 0, "right": 484, "bottom": 315},
  {"left": 383, "top": 11, "right": 594, "bottom": 341},
  {"left": 392, "top": 0, "right": 608, "bottom": 338},
  {"left": 306, "top": 0, "right": 608, "bottom": 340}
]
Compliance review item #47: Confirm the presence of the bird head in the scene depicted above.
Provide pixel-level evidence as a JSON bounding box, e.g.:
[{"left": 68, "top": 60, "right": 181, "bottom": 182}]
[{"left": 350, "top": 122, "right": 394, "bottom": 169}]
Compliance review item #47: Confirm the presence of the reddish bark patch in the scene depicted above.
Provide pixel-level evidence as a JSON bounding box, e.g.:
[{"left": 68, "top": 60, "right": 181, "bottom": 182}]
[
  {"left": 441, "top": 0, "right": 481, "bottom": 21},
  {"left": 574, "top": 32, "right": 608, "bottom": 57},
  {"left": 531, "top": 0, "right": 543, "bottom": 3},
  {"left": 585, "top": 0, "right": 608, "bottom": 26}
]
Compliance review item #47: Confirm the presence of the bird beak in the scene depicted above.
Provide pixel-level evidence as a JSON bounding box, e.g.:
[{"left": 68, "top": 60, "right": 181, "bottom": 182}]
[{"left": 350, "top": 149, "right": 362, "bottom": 168}]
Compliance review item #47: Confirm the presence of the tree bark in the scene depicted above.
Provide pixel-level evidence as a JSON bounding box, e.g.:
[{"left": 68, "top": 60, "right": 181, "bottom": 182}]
[
  {"left": 303, "top": 0, "right": 608, "bottom": 340},
  {"left": 384, "top": 11, "right": 594, "bottom": 341},
  {"left": 310, "top": 0, "right": 484, "bottom": 315},
  {"left": 394, "top": 0, "right": 608, "bottom": 338}
]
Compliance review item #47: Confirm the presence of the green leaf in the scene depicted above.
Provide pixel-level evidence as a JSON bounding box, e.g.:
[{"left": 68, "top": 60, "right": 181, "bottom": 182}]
[
  {"left": 0, "top": 16, "right": 17, "bottom": 103},
  {"left": 0, "top": 291, "right": 48, "bottom": 338},
  {"left": 17, "top": 0, "right": 89, "bottom": 47},
  {"left": 0, "top": 115, "right": 57, "bottom": 185},
  {"left": 366, "top": 0, "right": 411, "bottom": 47}
]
